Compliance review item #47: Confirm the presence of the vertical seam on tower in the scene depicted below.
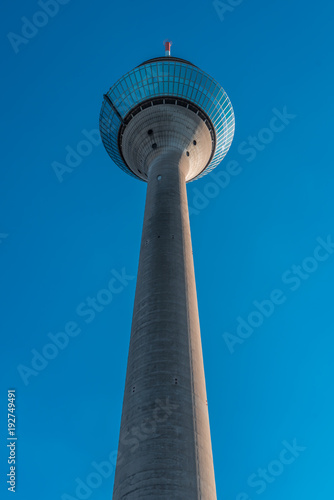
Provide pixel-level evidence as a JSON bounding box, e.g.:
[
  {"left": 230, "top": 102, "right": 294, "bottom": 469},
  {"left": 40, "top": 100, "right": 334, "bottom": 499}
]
[{"left": 180, "top": 165, "right": 202, "bottom": 499}]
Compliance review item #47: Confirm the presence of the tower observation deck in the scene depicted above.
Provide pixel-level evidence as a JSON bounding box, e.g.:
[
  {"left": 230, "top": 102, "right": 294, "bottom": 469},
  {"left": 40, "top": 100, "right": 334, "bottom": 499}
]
[{"left": 99, "top": 44, "right": 235, "bottom": 500}]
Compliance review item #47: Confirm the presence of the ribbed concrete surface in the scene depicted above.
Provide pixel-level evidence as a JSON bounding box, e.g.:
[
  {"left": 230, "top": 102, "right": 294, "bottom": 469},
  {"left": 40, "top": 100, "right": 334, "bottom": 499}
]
[
  {"left": 112, "top": 149, "right": 217, "bottom": 499},
  {"left": 121, "top": 104, "right": 213, "bottom": 182}
]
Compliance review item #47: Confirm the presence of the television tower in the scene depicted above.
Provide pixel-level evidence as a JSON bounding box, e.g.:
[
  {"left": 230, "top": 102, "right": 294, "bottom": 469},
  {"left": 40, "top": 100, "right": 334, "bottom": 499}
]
[{"left": 99, "top": 41, "right": 235, "bottom": 499}]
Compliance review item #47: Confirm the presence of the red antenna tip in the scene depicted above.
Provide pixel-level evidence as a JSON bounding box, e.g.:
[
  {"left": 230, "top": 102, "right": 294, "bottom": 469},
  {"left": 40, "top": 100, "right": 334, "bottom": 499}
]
[{"left": 163, "top": 39, "right": 172, "bottom": 56}]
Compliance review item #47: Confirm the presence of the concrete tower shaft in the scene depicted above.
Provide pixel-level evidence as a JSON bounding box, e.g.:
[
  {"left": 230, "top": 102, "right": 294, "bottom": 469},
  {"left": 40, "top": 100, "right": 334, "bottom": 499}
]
[{"left": 112, "top": 149, "right": 216, "bottom": 499}]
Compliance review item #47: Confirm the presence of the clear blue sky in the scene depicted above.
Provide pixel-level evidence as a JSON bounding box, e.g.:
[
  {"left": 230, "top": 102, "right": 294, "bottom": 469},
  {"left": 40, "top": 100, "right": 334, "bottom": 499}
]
[{"left": 1, "top": 1, "right": 334, "bottom": 499}]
